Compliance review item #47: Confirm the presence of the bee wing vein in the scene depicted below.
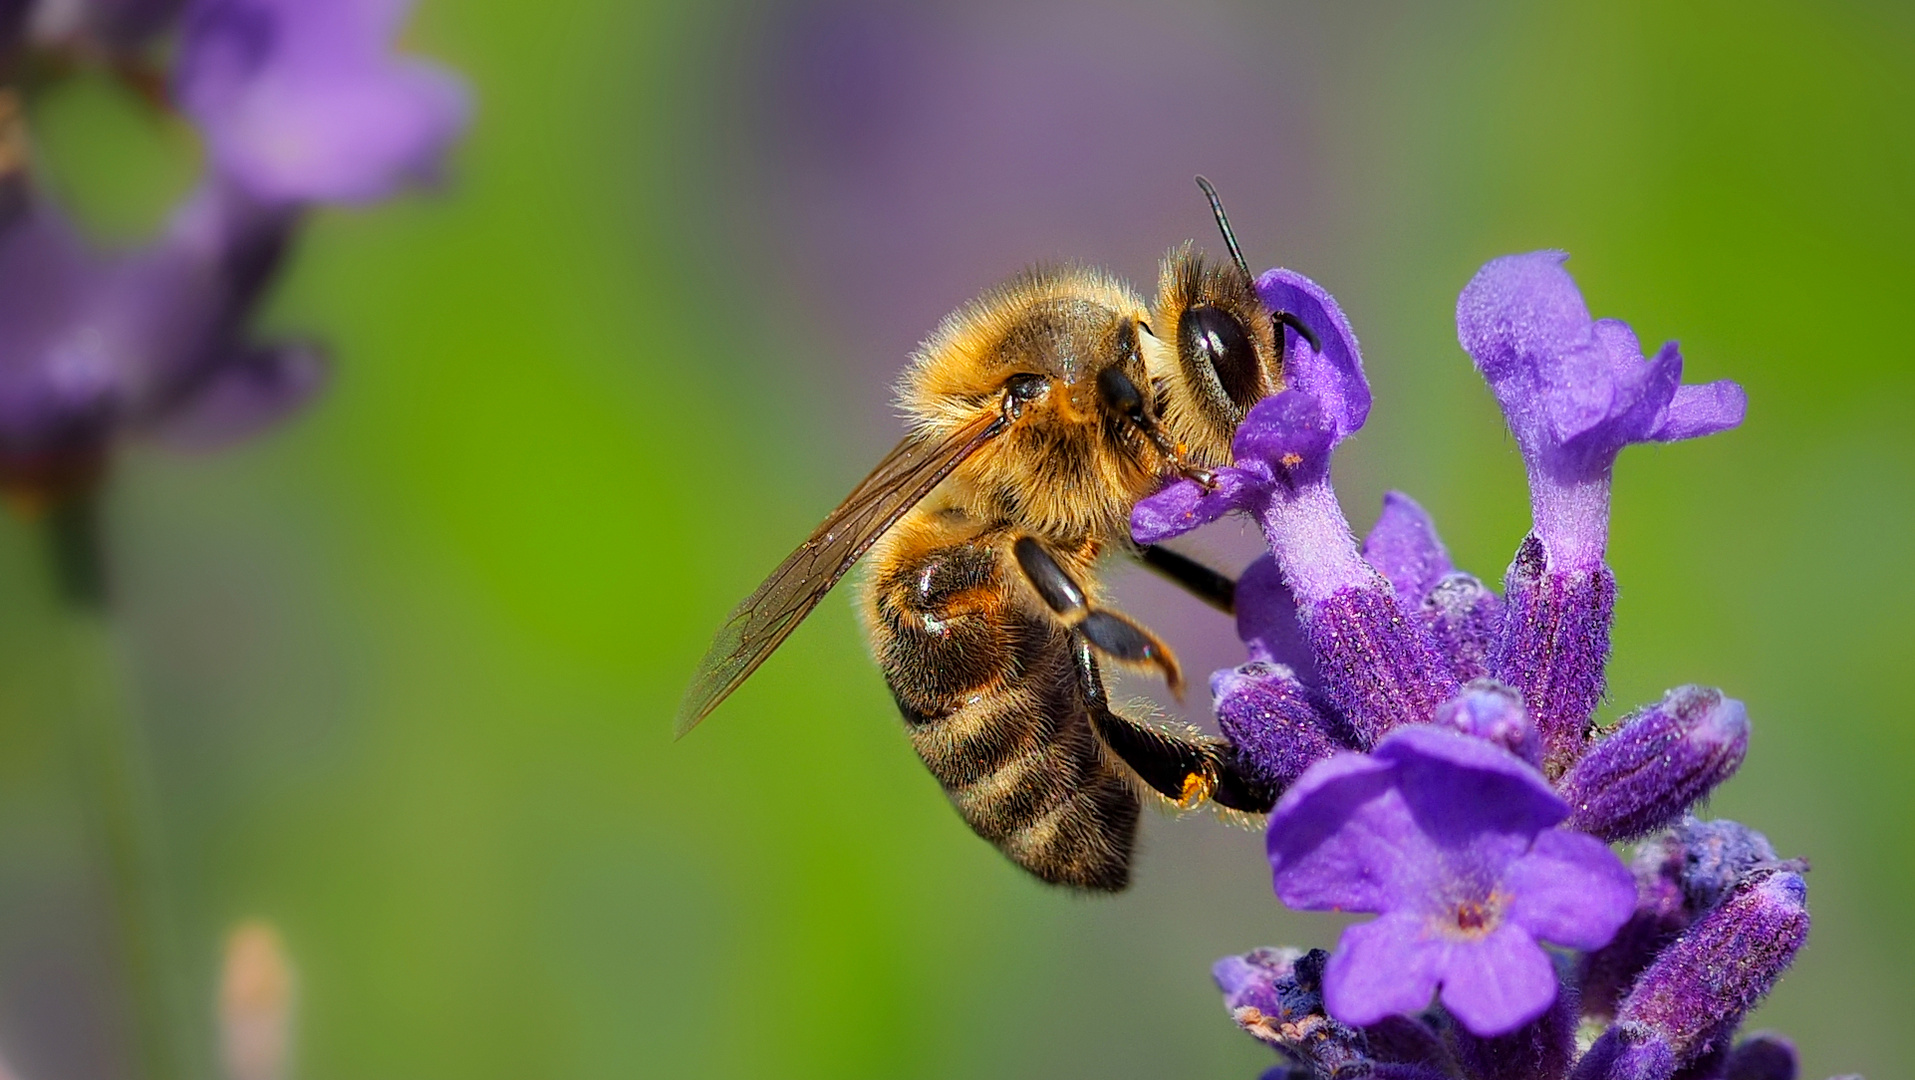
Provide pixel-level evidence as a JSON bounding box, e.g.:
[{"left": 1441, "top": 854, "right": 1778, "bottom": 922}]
[{"left": 674, "top": 411, "right": 1007, "bottom": 736}]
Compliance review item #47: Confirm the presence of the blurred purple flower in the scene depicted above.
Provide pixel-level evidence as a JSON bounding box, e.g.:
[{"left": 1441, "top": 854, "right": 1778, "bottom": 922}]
[
  {"left": 0, "top": 183, "right": 324, "bottom": 501},
  {"left": 1267, "top": 725, "right": 1634, "bottom": 1036},
  {"left": 176, "top": 0, "right": 469, "bottom": 205}
]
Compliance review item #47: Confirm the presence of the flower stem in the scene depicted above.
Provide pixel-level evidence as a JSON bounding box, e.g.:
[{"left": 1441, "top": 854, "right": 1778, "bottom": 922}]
[{"left": 57, "top": 611, "right": 185, "bottom": 1080}]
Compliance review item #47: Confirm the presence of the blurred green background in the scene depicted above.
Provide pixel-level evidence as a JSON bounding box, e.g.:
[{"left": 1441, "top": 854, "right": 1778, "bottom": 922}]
[{"left": 0, "top": 0, "right": 1910, "bottom": 1077}]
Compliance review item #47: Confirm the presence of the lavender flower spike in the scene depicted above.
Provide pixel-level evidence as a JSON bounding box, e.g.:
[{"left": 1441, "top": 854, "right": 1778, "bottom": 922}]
[
  {"left": 1560, "top": 686, "right": 1750, "bottom": 842},
  {"left": 1458, "top": 253, "right": 1746, "bottom": 773},
  {"left": 1134, "top": 272, "right": 1456, "bottom": 744},
  {"left": 176, "top": 0, "right": 470, "bottom": 206},
  {"left": 1267, "top": 725, "right": 1634, "bottom": 1036}
]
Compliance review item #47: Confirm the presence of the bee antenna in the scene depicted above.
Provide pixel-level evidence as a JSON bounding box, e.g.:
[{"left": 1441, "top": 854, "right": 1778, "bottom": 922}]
[{"left": 1194, "top": 176, "right": 1254, "bottom": 285}]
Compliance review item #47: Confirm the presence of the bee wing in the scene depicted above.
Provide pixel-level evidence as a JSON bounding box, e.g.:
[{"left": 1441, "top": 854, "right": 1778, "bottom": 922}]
[{"left": 674, "top": 409, "right": 1009, "bottom": 737}]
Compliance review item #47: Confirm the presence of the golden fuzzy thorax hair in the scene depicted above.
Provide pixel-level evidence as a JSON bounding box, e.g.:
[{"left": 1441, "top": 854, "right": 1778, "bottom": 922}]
[{"left": 895, "top": 266, "right": 1171, "bottom": 543}]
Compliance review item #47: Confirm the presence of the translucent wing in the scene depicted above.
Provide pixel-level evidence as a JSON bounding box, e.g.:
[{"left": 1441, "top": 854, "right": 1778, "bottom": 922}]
[{"left": 674, "top": 410, "right": 1008, "bottom": 737}]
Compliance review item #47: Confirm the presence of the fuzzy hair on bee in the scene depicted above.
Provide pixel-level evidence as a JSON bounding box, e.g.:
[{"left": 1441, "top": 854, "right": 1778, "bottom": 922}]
[{"left": 679, "top": 179, "right": 1310, "bottom": 890}]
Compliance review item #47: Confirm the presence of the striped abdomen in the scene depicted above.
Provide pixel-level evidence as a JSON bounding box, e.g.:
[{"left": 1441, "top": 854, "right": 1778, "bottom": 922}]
[{"left": 864, "top": 521, "right": 1141, "bottom": 891}]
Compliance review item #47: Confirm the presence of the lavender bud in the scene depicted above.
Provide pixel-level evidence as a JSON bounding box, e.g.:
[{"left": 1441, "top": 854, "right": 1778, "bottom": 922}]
[
  {"left": 1432, "top": 680, "right": 1541, "bottom": 765},
  {"left": 1723, "top": 1034, "right": 1796, "bottom": 1080},
  {"left": 1303, "top": 584, "right": 1458, "bottom": 748},
  {"left": 1453, "top": 979, "right": 1577, "bottom": 1080},
  {"left": 1213, "top": 663, "right": 1352, "bottom": 791},
  {"left": 1491, "top": 535, "right": 1616, "bottom": 775},
  {"left": 1570, "top": 1026, "right": 1679, "bottom": 1080},
  {"left": 1618, "top": 871, "right": 1810, "bottom": 1063},
  {"left": 1422, "top": 571, "right": 1504, "bottom": 682},
  {"left": 1673, "top": 818, "right": 1787, "bottom": 914},
  {"left": 1561, "top": 687, "right": 1750, "bottom": 842},
  {"left": 1579, "top": 834, "right": 1689, "bottom": 1019}
]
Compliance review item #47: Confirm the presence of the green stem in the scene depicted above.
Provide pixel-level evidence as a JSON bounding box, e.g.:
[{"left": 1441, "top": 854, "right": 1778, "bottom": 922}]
[{"left": 55, "top": 584, "right": 184, "bottom": 1080}]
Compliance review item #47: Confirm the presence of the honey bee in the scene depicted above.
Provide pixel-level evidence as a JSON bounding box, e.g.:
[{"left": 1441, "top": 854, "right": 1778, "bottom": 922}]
[{"left": 677, "top": 180, "right": 1320, "bottom": 890}]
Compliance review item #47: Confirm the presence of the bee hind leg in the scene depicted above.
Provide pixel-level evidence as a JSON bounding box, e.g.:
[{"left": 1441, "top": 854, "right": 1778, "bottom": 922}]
[
  {"left": 1012, "top": 536, "right": 1184, "bottom": 697},
  {"left": 1072, "top": 641, "right": 1278, "bottom": 814}
]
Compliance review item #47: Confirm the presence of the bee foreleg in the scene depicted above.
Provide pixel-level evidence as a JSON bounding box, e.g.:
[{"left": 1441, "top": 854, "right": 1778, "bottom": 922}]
[
  {"left": 1073, "top": 642, "right": 1279, "bottom": 814},
  {"left": 1012, "top": 536, "right": 1184, "bottom": 697},
  {"left": 1136, "top": 545, "right": 1237, "bottom": 615}
]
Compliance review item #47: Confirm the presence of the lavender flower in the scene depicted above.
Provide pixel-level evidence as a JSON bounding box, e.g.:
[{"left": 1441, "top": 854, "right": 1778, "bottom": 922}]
[
  {"left": 0, "top": 0, "right": 468, "bottom": 517},
  {"left": 1266, "top": 725, "right": 1634, "bottom": 1036},
  {"left": 1458, "top": 252, "right": 1746, "bottom": 773},
  {"left": 1172, "top": 255, "right": 1839, "bottom": 1077}
]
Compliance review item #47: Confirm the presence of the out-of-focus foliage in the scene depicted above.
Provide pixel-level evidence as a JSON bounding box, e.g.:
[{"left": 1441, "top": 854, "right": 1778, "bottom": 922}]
[{"left": 0, "top": 1, "right": 1905, "bottom": 1078}]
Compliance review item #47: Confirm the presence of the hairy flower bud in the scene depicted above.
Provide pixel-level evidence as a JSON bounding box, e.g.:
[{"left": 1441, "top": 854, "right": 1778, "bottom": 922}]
[
  {"left": 1433, "top": 680, "right": 1541, "bottom": 765},
  {"left": 1617, "top": 871, "right": 1810, "bottom": 1063},
  {"left": 1213, "top": 662, "right": 1349, "bottom": 791},
  {"left": 1561, "top": 687, "right": 1749, "bottom": 841}
]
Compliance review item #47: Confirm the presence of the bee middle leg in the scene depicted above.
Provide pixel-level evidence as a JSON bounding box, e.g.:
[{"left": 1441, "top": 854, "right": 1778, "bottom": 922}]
[
  {"left": 1136, "top": 544, "right": 1237, "bottom": 615},
  {"left": 1012, "top": 536, "right": 1184, "bottom": 698}
]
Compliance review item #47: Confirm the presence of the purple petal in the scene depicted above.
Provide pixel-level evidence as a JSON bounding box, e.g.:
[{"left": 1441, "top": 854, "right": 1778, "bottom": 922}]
[
  {"left": 1372, "top": 726, "right": 1568, "bottom": 842},
  {"left": 1255, "top": 268, "right": 1371, "bottom": 439},
  {"left": 1435, "top": 923, "right": 1559, "bottom": 1037},
  {"left": 1266, "top": 751, "right": 1416, "bottom": 913},
  {"left": 147, "top": 339, "right": 328, "bottom": 449},
  {"left": 1129, "top": 463, "right": 1268, "bottom": 545},
  {"left": 1503, "top": 828, "right": 1635, "bottom": 950},
  {"left": 1652, "top": 380, "right": 1748, "bottom": 442},
  {"left": 1363, "top": 492, "right": 1454, "bottom": 608},
  {"left": 1233, "top": 390, "right": 1336, "bottom": 479},
  {"left": 1455, "top": 251, "right": 1590, "bottom": 390},
  {"left": 1321, "top": 913, "right": 1446, "bottom": 1026},
  {"left": 1234, "top": 554, "right": 1318, "bottom": 681},
  {"left": 177, "top": 0, "right": 471, "bottom": 205}
]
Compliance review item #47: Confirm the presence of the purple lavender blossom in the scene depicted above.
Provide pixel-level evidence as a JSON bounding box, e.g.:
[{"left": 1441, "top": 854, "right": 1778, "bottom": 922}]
[
  {"left": 175, "top": 0, "right": 470, "bottom": 206},
  {"left": 0, "top": 0, "right": 469, "bottom": 515},
  {"left": 1266, "top": 725, "right": 1634, "bottom": 1036},
  {"left": 1458, "top": 252, "right": 1746, "bottom": 773},
  {"left": 0, "top": 184, "right": 318, "bottom": 501},
  {"left": 1197, "top": 254, "right": 1832, "bottom": 1079}
]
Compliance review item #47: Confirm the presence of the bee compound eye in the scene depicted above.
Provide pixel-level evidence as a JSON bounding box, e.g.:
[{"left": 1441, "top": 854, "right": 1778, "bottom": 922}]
[{"left": 1179, "top": 305, "right": 1263, "bottom": 410}]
